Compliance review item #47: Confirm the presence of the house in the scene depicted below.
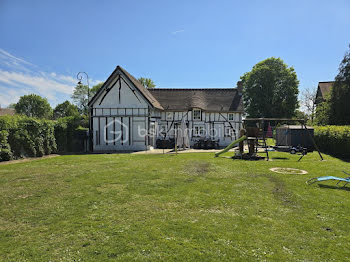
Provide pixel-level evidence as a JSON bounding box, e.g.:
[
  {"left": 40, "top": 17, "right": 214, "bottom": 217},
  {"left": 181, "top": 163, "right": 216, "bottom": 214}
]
[
  {"left": 88, "top": 66, "right": 243, "bottom": 152},
  {"left": 315, "top": 81, "right": 333, "bottom": 105},
  {"left": 0, "top": 108, "right": 15, "bottom": 116}
]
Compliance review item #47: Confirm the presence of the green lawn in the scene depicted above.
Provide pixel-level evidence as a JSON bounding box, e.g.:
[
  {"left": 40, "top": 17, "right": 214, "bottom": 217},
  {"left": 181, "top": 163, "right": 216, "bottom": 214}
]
[{"left": 0, "top": 151, "right": 350, "bottom": 261}]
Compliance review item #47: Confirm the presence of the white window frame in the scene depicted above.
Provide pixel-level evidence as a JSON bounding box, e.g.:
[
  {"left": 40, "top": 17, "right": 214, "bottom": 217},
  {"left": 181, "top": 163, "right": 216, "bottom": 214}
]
[
  {"left": 193, "top": 109, "right": 201, "bottom": 120},
  {"left": 228, "top": 113, "right": 234, "bottom": 121},
  {"left": 194, "top": 126, "right": 205, "bottom": 137}
]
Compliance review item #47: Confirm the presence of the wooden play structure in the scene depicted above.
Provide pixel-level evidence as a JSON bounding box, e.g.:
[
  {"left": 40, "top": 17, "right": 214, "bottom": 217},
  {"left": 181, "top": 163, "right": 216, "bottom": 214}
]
[{"left": 215, "top": 118, "right": 324, "bottom": 161}]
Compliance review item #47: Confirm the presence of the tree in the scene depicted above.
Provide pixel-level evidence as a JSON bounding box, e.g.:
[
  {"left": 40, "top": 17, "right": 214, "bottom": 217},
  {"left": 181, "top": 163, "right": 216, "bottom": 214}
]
[
  {"left": 71, "top": 82, "right": 104, "bottom": 115},
  {"left": 241, "top": 57, "right": 299, "bottom": 118},
  {"left": 314, "top": 95, "right": 331, "bottom": 125},
  {"left": 329, "top": 44, "right": 350, "bottom": 125},
  {"left": 294, "top": 109, "right": 308, "bottom": 121},
  {"left": 300, "top": 87, "right": 317, "bottom": 123},
  {"left": 15, "top": 94, "right": 52, "bottom": 119},
  {"left": 90, "top": 82, "right": 104, "bottom": 97},
  {"left": 53, "top": 100, "right": 79, "bottom": 119},
  {"left": 138, "top": 77, "right": 156, "bottom": 89},
  {"left": 7, "top": 103, "right": 16, "bottom": 109},
  {"left": 71, "top": 84, "right": 88, "bottom": 114}
]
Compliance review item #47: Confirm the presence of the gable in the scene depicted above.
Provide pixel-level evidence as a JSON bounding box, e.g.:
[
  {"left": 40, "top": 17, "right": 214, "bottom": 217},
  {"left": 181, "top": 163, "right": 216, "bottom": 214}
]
[
  {"left": 318, "top": 82, "right": 333, "bottom": 98},
  {"left": 92, "top": 73, "right": 148, "bottom": 108},
  {"left": 89, "top": 66, "right": 163, "bottom": 110},
  {"left": 315, "top": 86, "right": 323, "bottom": 104}
]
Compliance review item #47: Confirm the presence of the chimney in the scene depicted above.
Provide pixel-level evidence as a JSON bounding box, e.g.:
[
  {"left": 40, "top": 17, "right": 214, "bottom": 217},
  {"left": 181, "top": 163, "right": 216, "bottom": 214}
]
[{"left": 237, "top": 81, "right": 243, "bottom": 95}]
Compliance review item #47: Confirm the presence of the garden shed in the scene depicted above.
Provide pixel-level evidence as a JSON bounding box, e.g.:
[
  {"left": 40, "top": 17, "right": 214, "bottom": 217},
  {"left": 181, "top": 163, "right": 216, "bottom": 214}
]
[{"left": 276, "top": 125, "right": 315, "bottom": 150}]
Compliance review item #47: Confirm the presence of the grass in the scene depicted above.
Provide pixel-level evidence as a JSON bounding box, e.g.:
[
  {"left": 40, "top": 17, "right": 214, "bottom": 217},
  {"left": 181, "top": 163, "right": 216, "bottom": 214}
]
[{"left": 0, "top": 151, "right": 350, "bottom": 261}]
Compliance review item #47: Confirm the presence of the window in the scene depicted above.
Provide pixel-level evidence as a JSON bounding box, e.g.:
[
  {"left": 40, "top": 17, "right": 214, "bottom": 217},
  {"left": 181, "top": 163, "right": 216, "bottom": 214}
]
[
  {"left": 193, "top": 109, "right": 201, "bottom": 120},
  {"left": 166, "top": 112, "right": 173, "bottom": 120},
  {"left": 194, "top": 126, "right": 204, "bottom": 137},
  {"left": 228, "top": 113, "right": 234, "bottom": 121},
  {"left": 149, "top": 122, "right": 155, "bottom": 137},
  {"left": 159, "top": 125, "right": 166, "bottom": 136},
  {"left": 225, "top": 127, "right": 234, "bottom": 137}
]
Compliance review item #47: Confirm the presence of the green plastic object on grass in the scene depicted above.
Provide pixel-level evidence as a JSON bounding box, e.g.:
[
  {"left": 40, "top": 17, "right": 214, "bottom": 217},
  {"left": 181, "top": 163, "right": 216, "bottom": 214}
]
[{"left": 215, "top": 135, "right": 247, "bottom": 157}]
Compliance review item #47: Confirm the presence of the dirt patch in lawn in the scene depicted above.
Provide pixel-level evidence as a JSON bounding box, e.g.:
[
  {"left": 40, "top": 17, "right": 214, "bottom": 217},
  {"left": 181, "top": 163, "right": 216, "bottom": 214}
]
[
  {"left": 269, "top": 167, "right": 308, "bottom": 175},
  {"left": 267, "top": 176, "right": 298, "bottom": 208},
  {"left": 184, "top": 161, "right": 211, "bottom": 176}
]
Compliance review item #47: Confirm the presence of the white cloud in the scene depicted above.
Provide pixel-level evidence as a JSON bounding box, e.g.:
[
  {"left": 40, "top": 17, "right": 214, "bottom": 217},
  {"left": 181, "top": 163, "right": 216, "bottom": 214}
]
[
  {"left": 0, "top": 86, "right": 29, "bottom": 106},
  {"left": 171, "top": 29, "right": 185, "bottom": 35},
  {"left": 0, "top": 48, "right": 99, "bottom": 107},
  {"left": 0, "top": 69, "right": 74, "bottom": 105},
  {"left": 0, "top": 48, "right": 34, "bottom": 66}
]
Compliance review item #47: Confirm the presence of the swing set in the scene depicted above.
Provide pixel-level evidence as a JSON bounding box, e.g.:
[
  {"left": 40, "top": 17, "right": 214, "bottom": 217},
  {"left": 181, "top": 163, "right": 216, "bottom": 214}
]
[{"left": 215, "top": 118, "right": 323, "bottom": 161}]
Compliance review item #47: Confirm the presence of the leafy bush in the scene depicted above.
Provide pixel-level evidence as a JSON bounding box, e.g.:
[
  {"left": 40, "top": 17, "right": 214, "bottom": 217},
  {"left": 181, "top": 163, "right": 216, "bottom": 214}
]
[
  {"left": 54, "top": 118, "right": 68, "bottom": 152},
  {"left": 0, "top": 130, "right": 12, "bottom": 161},
  {"left": 54, "top": 116, "right": 87, "bottom": 152},
  {"left": 0, "top": 116, "right": 57, "bottom": 161},
  {"left": 0, "top": 114, "right": 88, "bottom": 162},
  {"left": 314, "top": 125, "right": 350, "bottom": 158}
]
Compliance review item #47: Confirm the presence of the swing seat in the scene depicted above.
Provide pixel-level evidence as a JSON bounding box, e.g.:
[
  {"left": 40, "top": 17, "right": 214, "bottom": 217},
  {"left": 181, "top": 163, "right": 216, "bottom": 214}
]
[{"left": 307, "top": 171, "right": 350, "bottom": 187}]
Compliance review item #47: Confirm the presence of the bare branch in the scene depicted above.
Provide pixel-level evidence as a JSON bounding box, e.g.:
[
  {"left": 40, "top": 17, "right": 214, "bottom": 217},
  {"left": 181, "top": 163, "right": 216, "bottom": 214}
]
[{"left": 300, "top": 86, "right": 317, "bottom": 123}]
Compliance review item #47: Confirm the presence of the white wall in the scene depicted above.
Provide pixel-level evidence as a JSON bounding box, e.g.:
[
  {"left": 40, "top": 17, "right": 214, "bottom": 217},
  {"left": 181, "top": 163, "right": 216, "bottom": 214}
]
[
  {"left": 156, "top": 110, "right": 242, "bottom": 147},
  {"left": 91, "top": 74, "right": 151, "bottom": 151},
  {"left": 95, "top": 80, "right": 147, "bottom": 108}
]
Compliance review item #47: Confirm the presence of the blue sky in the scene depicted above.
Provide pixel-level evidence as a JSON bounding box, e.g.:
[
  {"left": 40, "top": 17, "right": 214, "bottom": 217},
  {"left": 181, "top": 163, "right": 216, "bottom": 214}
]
[{"left": 0, "top": 0, "right": 349, "bottom": 107}]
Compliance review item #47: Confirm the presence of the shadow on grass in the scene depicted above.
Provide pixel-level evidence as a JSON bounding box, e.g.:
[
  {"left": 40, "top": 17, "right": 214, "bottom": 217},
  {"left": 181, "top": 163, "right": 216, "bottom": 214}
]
[
  {"left": 319, "top": 151, "right": 350, "bottom": 163},
  {"left": 338, "top": 157, "right": 350, "bottom": 163},
  {"left": 328, "top": 155, "right": 350, "bottom": 163},
  {"left": 271, "top": 157, "right": 289, "bottom": 160},
  {"left": 58, "top": 151, "right": 137, "bottom": 155},
  {"left": 58, "top": 152, "right": 89, "bottom": 155},
  {"left": 318, "top": 184, "right": 350, "bottom": 192}
]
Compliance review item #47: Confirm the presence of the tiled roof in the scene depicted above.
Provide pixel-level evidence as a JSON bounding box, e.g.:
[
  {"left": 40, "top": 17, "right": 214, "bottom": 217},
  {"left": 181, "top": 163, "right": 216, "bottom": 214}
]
[
  {"left": 0, "top": 108, "right": 15, "bottom": 116},
  {"left": 149, "top": 88, "right": 243, "bottom": 112}
]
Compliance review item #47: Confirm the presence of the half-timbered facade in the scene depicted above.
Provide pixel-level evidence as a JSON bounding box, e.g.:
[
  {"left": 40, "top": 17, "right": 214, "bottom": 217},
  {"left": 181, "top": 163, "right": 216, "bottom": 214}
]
[{"left": 88, "top": 66, "right": 243, "bottom": 152}]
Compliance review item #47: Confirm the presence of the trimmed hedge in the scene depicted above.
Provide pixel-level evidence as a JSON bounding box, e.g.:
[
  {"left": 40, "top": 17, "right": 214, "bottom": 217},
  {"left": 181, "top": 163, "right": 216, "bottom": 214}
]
[
  {"left": 0, "top": 115, "right": 57, "bottom": 161},
  {"left": 54, "top": 116, "right": 88, "bottom": 152},
  {"left": 314, "top": 125, "right": 350, "bottom": 158},
  {"left": 0, "top": 130, "right": 12, "bottom": 161},
  {"left": 0, "top": 115, "right": 88, "bottom": 162}
]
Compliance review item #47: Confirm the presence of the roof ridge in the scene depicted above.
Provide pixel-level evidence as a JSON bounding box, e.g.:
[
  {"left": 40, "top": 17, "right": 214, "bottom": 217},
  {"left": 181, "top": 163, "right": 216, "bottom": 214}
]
[
  {"left": 116, "top": 66, "right": 164, "bottom": 110},
  {"left": 149, "top": 88, "right": 237, "bottom": 91},
  {"left": 88, "top": 66, "right": 163, "bottom": 110}
]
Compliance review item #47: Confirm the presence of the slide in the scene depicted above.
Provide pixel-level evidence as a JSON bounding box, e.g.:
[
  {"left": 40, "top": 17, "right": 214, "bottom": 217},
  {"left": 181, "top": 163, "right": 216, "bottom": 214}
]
[{"left": 215, "top": 135, "right": 247, "bottom": 157}]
